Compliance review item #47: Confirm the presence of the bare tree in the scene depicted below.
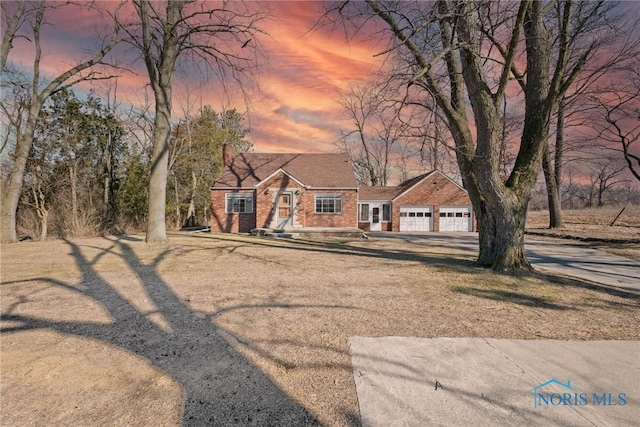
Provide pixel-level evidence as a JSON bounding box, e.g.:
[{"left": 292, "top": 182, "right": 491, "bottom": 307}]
[
  {"left": 117, "top": 1, "right": 268, "bottom": 244},
  {"left": 338, "top": 81, "right": 397, "bottom": 185},
  {"left": 591, "top": 61, "right": 640, "bottom": 182},
  {"left": 587, "top": 158, "right": 629, "bottom": 207},
  {"left": 329, "top": 1, "right": 613, "bottom": 271},
  {"left": 541, "top": 5, "right": 640, "bottom": 228},
  {"left": 338, "top": 77, "right": 451, "bottom": 185},
  {"left": 0, "top": 2, "right": 36, "bottom": 73},
  {"left": 0, "top": 1, "right": 122, "bottom": 243}
]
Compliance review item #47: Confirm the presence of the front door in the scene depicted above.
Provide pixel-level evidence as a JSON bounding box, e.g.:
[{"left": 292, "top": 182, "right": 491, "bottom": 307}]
[
  {"left": 371, "top": 206, "right": 381, "bottom": 231},
  {"left": 276, "top": 192, "right": 293, "bottom": 229}
]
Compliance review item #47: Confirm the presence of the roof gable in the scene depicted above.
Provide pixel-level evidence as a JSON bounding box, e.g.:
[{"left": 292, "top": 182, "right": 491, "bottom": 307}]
[
  {"left": 393, "top": 170, "right": 466, "bottom": 201},
  {"left": 212, "top": 153, "right": 357, "bottom": 189}
]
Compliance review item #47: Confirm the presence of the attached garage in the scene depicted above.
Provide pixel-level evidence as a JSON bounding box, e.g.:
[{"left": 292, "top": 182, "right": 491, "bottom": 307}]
[
  {"left": 439, "top": 206, "right": 473, "bottom": 232},
  {"left": 399, "top": 206, "right": 433, "bottom": 231}
]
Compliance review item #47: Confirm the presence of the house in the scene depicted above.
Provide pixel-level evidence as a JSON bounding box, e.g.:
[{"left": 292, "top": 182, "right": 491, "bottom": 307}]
[
  {"left": 210, "top": 146, "right": 474, "bottom": 234},
  {"left": 209, "top": 146, "right": 358, "bottom": 233},
  {"left": 357, "top": 171, "right": 475, "bottom": 232}
]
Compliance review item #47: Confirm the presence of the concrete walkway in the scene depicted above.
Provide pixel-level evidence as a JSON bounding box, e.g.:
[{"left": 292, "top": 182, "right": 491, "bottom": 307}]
[
  {"left": 351, "top": 338, "right": 640, "bottom": 426},
  {"left": 369, "top": 232, "right": 640, "bottom": 291},
  {"left": 353, "top": 234, "right": 640, "bottom": 426}
]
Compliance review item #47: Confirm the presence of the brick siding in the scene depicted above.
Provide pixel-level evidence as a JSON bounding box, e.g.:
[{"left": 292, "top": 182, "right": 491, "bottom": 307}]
[
  {"left": 392, "top": 172, "right": 473, "bottom": 232},
  {"left": 303, "top": 189, "right": 358, "bottom": 228},
  {"left": 210, "top": 189, "right": 256, "bottom": 233}
]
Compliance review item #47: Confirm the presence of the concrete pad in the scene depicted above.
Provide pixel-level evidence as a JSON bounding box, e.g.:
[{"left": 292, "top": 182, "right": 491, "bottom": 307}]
[{"left": 351, "top": 337, "right": 639, "bottom": 426}]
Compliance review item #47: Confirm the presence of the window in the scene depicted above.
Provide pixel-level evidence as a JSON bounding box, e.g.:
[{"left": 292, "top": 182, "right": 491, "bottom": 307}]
[
  {"left": 315, "top": 194, "right": 342, "bottom": 213},
  {"left": 226, "top": 193, "right": 253, "bottom": 213},
  {"left": 358, "top": 203, "right": 369, "bottom": 222},
  {"left": 382, "top": 204, "right": 391, "bottom": 222}
]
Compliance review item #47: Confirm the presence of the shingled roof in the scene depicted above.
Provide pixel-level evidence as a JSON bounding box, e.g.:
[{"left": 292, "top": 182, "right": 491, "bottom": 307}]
[
  {"left": 212, "top": 152, "right": 358, "bottom": 189},
  {"left": 358, "top": 186, "right": 401, "bottom": 201}
]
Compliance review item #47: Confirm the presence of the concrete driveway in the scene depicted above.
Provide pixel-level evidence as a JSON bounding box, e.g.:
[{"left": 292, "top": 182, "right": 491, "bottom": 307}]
[
  {"left": 354, "top": 233, "right": 640, "bottom": 426},
  {"left": 369, "top": 232, "right": 640, "bottom": 291}
]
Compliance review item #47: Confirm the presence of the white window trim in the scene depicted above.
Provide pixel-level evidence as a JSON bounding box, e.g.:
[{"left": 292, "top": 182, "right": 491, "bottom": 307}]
[
  {"left": 358, "top": 203, "right": 369, "bottom": 222},
  {"left": 315, "top": 193, "right": 343, "bottom": 214},
  {"left": 225, "top": 193, "right": 254, "bottom": 213}
]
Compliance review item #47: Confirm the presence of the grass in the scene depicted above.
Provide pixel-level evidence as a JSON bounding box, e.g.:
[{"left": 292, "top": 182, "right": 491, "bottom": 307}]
[
  {"left": 1, "top": 230, "right": 639, "bottom": 426},
  {"left": 526, "top": 206, "right": 640, "bottom": 261}
]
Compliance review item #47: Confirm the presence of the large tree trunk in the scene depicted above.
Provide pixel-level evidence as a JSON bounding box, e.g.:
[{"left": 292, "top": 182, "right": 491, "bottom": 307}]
[
  {"left": 139, "top": 0, "right": 180, "bottom": 244},
  {"left": 475, "top": 195, "right": 531, "bottom": 271},
  {"left": 454, "top": 0, "right": 549, "bottom": 272},
  {"left": 145, "top": 98, "right": 171, "bottom": 244},
  {"left": 1, "top": 102, "right": 40, "bottom": 243}
]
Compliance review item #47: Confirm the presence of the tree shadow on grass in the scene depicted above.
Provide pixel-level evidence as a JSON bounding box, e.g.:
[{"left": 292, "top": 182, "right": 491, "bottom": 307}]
[
  {"left": 1, "top": 237, "right": 330, "bottom": 426},
  {"left": 185, "top": 231, "right": 479, "bottom": 272},
  {"left": 450, "top": 287, "right": 571, "bottom": 310},
  {"left": 187, "top": 232, "right": 640, "bottom": 310}
]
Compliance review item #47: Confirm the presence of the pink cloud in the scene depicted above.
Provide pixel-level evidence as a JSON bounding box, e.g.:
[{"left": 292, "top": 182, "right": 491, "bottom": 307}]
[{"left": 4, "top": 1, "right": 383, "bottom": 153}]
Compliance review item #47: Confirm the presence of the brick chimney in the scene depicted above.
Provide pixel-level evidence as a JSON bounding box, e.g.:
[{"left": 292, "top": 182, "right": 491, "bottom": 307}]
[{"left": 222, "top": 143, "right": 233, "bottom": 167}]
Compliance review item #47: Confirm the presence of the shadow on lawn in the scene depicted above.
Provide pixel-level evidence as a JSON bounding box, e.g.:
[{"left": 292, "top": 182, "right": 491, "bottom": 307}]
[
  {"left": 1, "top": 237, "right": 349, "bottom": 426},
  {"left": 450, "top": 287, "right": 571, "bottom": 310},
  {"left": 185, "top": 231, "right": 479, "bottom": 272},
  {"left": 186, "top": 232, "right": 640, "bottom": 310}
]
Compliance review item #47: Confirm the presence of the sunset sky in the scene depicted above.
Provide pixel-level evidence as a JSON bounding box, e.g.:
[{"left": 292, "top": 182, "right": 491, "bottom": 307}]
[
  {"left": 4, "top": 0, "right": 638, "bottom": 184},
  {"left": 6, "top": 1, "right": 384, "bottom": 154}
]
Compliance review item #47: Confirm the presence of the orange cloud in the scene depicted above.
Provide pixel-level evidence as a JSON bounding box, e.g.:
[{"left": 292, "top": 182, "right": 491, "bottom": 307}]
[{"left": 4, "top": 1, "right": 382, "bottom": 154}]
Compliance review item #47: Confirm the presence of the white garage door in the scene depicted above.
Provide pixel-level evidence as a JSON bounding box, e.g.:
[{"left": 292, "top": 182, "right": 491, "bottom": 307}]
[
  {"left": 439, "top": 206, "right": 473, "bottom": 232},
  {"left": 399, "top": 206, "right": 433, "bottom": 231}
]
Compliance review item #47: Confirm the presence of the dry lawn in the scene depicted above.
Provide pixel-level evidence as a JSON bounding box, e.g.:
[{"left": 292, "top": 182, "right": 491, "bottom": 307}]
[
  {"left": 1, "top": 232, "right": 639, "bottom": 426},
  {"left": 526, "top": 206, "right": 640, "bottom": 261}
]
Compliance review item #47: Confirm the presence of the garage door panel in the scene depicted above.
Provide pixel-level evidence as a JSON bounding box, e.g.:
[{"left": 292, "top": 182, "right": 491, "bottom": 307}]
[
  {"left": 399, "top": 206, "right": 432, "bottom": 231},
  {"left": 439, "top": 206, "right": 472, "bottom": 232}
]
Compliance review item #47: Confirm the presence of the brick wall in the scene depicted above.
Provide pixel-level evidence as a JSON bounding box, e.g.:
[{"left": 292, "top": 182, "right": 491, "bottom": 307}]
[
  {"left": 391, "top": 172, "right": 473, "bottom": 232},
  {"left": 211, "top": 172, "right": 358, "bottom": 231},
  {"left": 303, "top": 189, "right": 358, "bottom": 228},
  {"left": 210, "top": 189, "right": 256, "bottom": 233},
  {"left": 255, "top": 173, "right": 305, "bottom": 229}
]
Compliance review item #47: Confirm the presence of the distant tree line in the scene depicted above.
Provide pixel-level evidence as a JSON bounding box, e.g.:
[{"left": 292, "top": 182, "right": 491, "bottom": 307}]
[
  {"left": 1, "top": 83, "right": 251, "bottom": 240},
  {"left": 1, "top": 1, "right": 264, "bottom": 243}
]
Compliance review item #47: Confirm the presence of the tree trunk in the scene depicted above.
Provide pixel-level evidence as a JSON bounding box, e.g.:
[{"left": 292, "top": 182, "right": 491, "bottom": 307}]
[
  {"left": 475, "top": 195, "right": 531, "bottom": 272},
  {"left": 1, "top": 101, "right": 41, "bottom": 243},
  {"left": 542, "top": 144, "right": 563, "bottom": 228},
  {"left": 69, "top": 164, "right": 78, "bottom": 234},
  {"left": 33, "top": 184, "right": 48, "bottom": 241},
  {"left": 544, "top": 100, "right": 565, "bottom": 228},
  {"left": 186, "top": 170, "right": 197, "bottom": 227},
  {"left": 146, "top": 101, "right": 171, "bottom": 243},
  {"left": 174, "top": 174, "right": 180, "bottom": 230},
  {"left": 103, "top": 131, "right": 112, "bottom": 221}
]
